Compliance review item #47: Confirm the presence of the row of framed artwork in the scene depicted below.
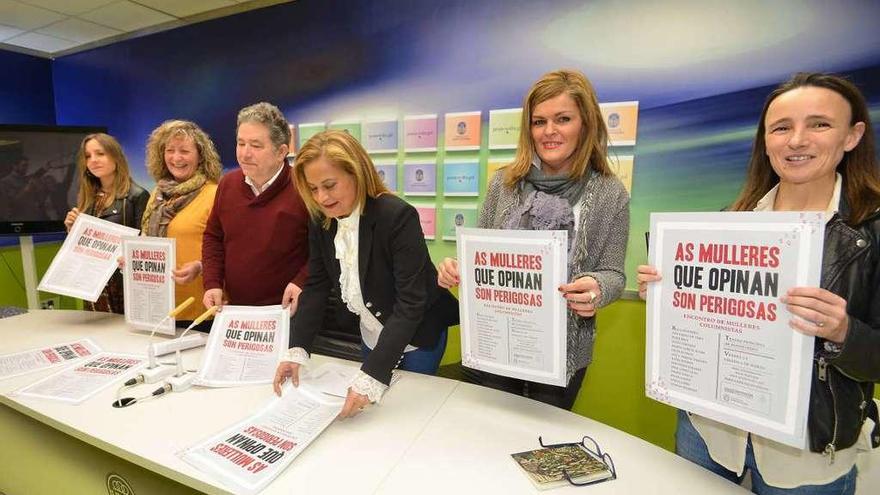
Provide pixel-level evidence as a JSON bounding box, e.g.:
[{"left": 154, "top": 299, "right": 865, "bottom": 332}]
[
  {"left": 287, "top": 101, "right": 639, "bottom": 155},
  {"left": 373, "top": 155, "right": 635, "bottom": 198}
]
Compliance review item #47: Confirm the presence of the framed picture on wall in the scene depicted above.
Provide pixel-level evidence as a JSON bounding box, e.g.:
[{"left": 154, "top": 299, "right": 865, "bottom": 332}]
[
  {"left": 364, "top": 119, "right": 399, "bottom": 153},
  {"left": 403, "top": 114, "right": 438, "bottom": 152},
  {"left": 440, "top": 205, "right": 478, "bottom": 241},
  {"left": 403, "top": 161, "right": 436, "bottom": 196},
  {"left": 298, "top": 122, "right": 326, "bottom": 149},
  {"left": 328, "top": 120, "right": 362, "bottom": 142},
  {"left": 443, "top": 161, "right": 479, "bottom": 197},
  {"left": 444, "top": 111, "right": 481, "bottom": 151},
  {"left": 373, "top": 160, "right": 398, "bottom": 192},
  {"left": 488, "top": 108, "right": 522, "bottom": 150}
]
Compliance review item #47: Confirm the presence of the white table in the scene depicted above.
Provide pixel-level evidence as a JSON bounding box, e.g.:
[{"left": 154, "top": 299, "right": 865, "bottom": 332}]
[{"left": 0, "top": 310, "right": 748, "bottom": 494}]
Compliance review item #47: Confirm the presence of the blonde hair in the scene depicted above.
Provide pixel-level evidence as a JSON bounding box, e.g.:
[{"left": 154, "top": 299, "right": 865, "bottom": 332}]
[
  {"left": 504, "top": 69, "right": 611, "bottom": 187},
  {"left": 293, "top": 130, "right": 389, "bottom": 228},
  {"left": 145, "top": 120, "right": 222, "bottom": 182},
  {"left": 76, "top": 133, "right": 132, "bottom": 212}
]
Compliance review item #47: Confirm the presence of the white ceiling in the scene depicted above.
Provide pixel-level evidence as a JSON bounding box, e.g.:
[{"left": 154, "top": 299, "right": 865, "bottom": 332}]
[{"left": 0, "top": 0, "right": 292, "bottom": 58}]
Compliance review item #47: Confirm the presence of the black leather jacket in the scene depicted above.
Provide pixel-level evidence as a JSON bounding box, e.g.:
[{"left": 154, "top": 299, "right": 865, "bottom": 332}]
[
  {"left": 89, "top": 181, "right": 149, "bottom": 229},
  {"left": 809, "top": 201, "right": 880, "bottom": 455}
]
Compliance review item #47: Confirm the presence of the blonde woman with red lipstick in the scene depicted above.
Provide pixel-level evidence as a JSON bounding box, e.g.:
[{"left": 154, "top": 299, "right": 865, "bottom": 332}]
[
  {"left": 275, "top": 130, "right": 458, "bottom": 419},
  {"left": 438, "top": 69, "right": 630, "bottom": 409},
  {"left": 637, "top": 73, "right": 880, "bottom": 494}
]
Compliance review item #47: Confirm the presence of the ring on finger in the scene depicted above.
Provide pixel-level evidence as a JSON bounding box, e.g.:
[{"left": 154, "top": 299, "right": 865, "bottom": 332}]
[
  {"left": 587, "top": 291, "right": 596, "bottom": 303},
  {"left": 816, "top": 319, "right": 825, "bottom": 328}
]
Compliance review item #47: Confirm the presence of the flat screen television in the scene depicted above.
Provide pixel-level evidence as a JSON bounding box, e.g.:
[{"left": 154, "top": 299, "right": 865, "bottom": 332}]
[{"left": 0, "top": 124, "right": 107, "bottom": 235}]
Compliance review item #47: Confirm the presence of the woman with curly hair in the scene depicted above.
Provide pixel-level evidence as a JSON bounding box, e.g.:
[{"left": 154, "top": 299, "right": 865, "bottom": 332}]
[{"left": 141, "top": 120, "right": 222, "bottom": 329}]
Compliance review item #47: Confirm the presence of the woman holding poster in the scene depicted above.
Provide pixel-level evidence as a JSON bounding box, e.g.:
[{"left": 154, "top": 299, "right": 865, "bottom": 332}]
[
  {"left": 141, "top": 120, "right": 222, "bottom": 329},
  {"left": 274, "top": 130, "right": 459, "bottom": 418},
  {"left": 638, "top": 73, "right": 880, "bottom": 494},
  {"left": 63, "top": 133, "right": 149, "bottom": 313},
  {"left": 437, "top": 69, "right": 630, "bottom": 409}
]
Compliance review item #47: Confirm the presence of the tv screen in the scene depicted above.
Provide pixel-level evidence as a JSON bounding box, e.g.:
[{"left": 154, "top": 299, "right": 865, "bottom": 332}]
[{"left": 0, "top": 124, "right": 106, "bottom": 235}]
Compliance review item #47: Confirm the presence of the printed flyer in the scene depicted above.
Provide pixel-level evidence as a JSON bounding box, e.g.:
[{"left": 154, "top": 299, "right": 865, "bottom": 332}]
[
  {"left": 403, "top": 161, "right": 436, "bottom": 196},
  {"left": 488, "top": 108, "right": 522, "bottom": 150},
  {"left": 457, "top": 228, "right": 568, "bottom": 385},
  {"left": 181, "top": 382, "right": 343, "bottom": 495},
  {"left": 645, "top": 212, "right": 824, "bottom": 448},
  {"left": 13, "top": 353, "right": 145, "bottom": 404},
  {"left": 123, "top": 236, "right": 176, "bottom": 335},
  {"left": 0, "top": 339, "right": 101, "bottom": 380},
  {"left": 38, "top": 213, "right": 139, "bottom": 301},
  {"left": 195, "top": 305, "right": 290, "bottom": 387},
  {"left": 443, "top": 162, "right": 479, "bottom": 197}
]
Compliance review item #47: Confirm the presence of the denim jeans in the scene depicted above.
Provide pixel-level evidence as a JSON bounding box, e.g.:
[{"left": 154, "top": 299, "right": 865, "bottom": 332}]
[
  {"left": 676, "top": 410, "right": 857, "bottom": 495},
  {"left": 360, "top": 328, "right": 448, "bottom": 375}
]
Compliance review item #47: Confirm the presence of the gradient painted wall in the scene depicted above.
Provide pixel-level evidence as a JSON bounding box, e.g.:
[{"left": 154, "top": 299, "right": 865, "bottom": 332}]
[
  {"left": 0, "top": 50, "right": 55, "bottom": 126},
  {"left": 49, "top": 0, "right": 880, "bottom": 287}
]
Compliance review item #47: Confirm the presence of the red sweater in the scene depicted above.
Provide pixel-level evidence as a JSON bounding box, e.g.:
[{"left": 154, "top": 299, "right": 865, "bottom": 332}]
[{"left": 202, "top": 165, "right": 309, "bottom": 306}]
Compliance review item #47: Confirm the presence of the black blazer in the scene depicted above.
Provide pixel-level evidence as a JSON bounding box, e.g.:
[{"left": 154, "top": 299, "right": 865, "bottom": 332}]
[{"left": 292, "top": 194, "right": 459, "bottom": 385}]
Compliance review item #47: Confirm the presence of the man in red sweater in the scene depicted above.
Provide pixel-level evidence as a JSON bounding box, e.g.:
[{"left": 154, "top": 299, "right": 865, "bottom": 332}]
[{"left": 202, "top": 102, "right": 309, "bottom": 311}]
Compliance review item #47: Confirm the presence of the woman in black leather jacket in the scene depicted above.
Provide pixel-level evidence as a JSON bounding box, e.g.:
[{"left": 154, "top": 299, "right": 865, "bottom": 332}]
[
  {"left": 63, "top": 133, "right": 149, "bottom": 313},
  {"left": 638, "top": 72, "right": 879, "bottom": 494}
]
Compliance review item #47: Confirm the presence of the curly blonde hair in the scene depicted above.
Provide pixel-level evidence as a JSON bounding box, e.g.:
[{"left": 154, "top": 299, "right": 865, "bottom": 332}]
[{"left": 145, "top": 120, "right": 222, "bottom": 182}]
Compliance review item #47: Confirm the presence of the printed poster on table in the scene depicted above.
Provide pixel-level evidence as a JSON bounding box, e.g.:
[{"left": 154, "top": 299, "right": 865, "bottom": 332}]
[
  {"left": 443, "top": 162, "right": 479, "bottom": 197},
  {"left": 599, "top": 101, "right": 639, "bottom": 146},
  {"left": 403, "top": 161, "right": 436, "bottom": 196},
  {"left": 0, "top": 338, "right": 101, "bottom": 380},
  {"left": 181, "top": 382, "right": 343, "bottom": 495},
  {"left": 645, "top": 212, "right": 824, "bottom": 449},
  {"left": 364, "top": 119, "right": 399, "bottom": 153},
  {"left": 444, "top": 111, "right": 481, "bottom": 151},
  {"left": 38, "top": 213, "right": 139, "bottom": 301},
  {"left": 195, "top": 305, "right": 290, "bottom": 387},
  {"left": 457, "top": 228, "right": 568, "bottom": 386},
  {"left": 12, "top": 352, "right": 145, "bottom": 404},
  {"left": 404, "top": 114, "right": 438, "bottom": 152},
  {"left": 123, "top": 236, "right": 176, "bottom": 335}
]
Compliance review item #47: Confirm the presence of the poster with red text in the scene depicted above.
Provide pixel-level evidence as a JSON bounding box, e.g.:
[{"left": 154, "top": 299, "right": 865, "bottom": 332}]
[
  {"left": 123, "top": 236, "right": 176, "bottom": 335},
  {"left": 12, "top": 353, "right": 145, "bottom": 404},
  {"left": 38, "top": 213, "right": 139, "bottom": 301},
  {"left": 645, "top": 212, "right": 824, "bottom": 449},
  {"left": 195, "top": 305, "right": 289, "bottom": 387},
  {"left": 457, "top": 228, "right": 568, "bottom": 386},
  {"left": 0, "top": 339, "right": 101, "bottom": 381},
  {"left": 181, "top": 382, "right": 343, "bottom": 495}
]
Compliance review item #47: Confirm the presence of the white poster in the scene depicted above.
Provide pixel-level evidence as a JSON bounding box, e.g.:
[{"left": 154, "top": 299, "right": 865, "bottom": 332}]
[
  {"left": 195, "top": 305, "right": 290, "bottom": 387},
  {"left": 12, "top": 353, "right": 146, "bottom": 404},
  {"left": 645, "top": 212, "right": 824, "bottom": 449},
  {"left": 181, "top": 382, "right": 343, "bottom": 495},
  {"left": 457, "top": 228, "right": 568, "bottom": 386},
  {"left": 123, "top": 236, "right": 176, "bottom": 335},
  {"left": 0, "top": 339, "right": 102, "bottom": 380},
  {"left": 38, "top": 213, "right": 139, "bottom": 301}
]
